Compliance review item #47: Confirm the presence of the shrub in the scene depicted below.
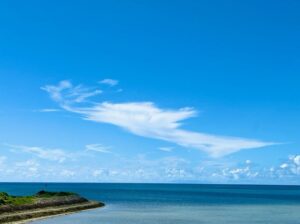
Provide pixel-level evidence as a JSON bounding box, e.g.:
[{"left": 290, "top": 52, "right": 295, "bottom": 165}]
[{"left": 36, "top": 191, "right": 76, "bottom": 197}]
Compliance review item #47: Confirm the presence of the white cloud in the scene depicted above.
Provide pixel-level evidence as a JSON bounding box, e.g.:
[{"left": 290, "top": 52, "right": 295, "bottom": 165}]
[
  {"left": 76, "top": 102, "right": 274, "bottom": 157},
  {"left": 38, "top": 108, "right": 61, "bottom": 112},
  {"left": 74, "top": 92, "right": 100, "bottom": 103},
  {"left": 41, "top": 80, "right": 102, "bottom": 104},
  {"left": 1, "top": 150, "right": 300, "bottom": 183},
  {"left": 41, "top": 80, "right": 72, "bottom": 102},
  {"left": 219, "top": 166, "right": 259, "bottom": 180},
  {"left": 159, "top": 147, "right": 173, "bottom": 152},
  {"left": 288, "top": 155, "right": 300, "bottom": 175},
  {"left": 7, "top": 144, "right": 71, "bottom": 163},
  {"left": 165, "top": 168, "right": 188, "bottom": 178},
  {"left": 269, "top": 155, "right": 300, "bottom": 179},
  {"left": 88, "top": 155, "right": 193, "bottom": 182},
  {"left": 0, "top": 156, "right": 6, "bottom": 165},
  {"left": 61, "top": 169, "right": 75, "bottom": 177},
  {"left": 280, "top": 163, "right": 289, "bottom": 169},
  {"left": 42, "top": 81, "right": 275, "bottom": 158},
  {"left": 15, "top": 160, "right": 40, "bottom": 177},
  {"left": 0, "top": 156, "right": 7, "bottom": 171},
  {"left": 290, "top": 155, "right": 300, "bottom": 166},
  {"left": 100, "top": 79, "right": 119, "bottom": 86},
  {"left": 16, "top": 159, "right": 39, "bottom": 167},
  {"left": 93, "top": 169, "right": 105, "bottom": 177},
  {"left": 85, "top": 144, "right": 111, "bottom": 153}
]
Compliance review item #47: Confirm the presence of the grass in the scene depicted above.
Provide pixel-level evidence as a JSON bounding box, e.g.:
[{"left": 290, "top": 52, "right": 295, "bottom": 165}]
[
  {"left": 0, "top": 191, "right": 77, "bottom": 206},
  {"left": 35, "top": 190, "right": 77, "bottom": 197},
  {"left": 0, "top": 192, "right": 34, "bottom": 206}
]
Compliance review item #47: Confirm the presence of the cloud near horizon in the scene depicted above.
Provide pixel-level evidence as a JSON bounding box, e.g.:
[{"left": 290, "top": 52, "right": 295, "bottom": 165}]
[
  {"left": 6, "top": 144, "right": 72, "bottom": 163},
  {"left": 42, "top": 80, "right": 275, "bottom": 157}
]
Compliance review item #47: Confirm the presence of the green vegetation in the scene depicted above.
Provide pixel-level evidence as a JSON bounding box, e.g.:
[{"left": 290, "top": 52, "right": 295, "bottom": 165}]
[
  {"left": 0, "top": 191, "right": 77, "bottom": 206},
  {"left": 0, "top": 192, "right": 34, "bottom": 206},
  {"left": 35, "top": 190, "right": 77, "bottom": 197},
  {"left": 0, "top": 191, "right": 103, "bottom": 223}
]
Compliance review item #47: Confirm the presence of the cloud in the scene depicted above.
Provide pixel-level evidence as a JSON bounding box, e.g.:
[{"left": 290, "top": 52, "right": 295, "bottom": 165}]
[
  {"left": 1, "top": 149, "right": 299, "bottom": 183},
  {"left": 228, "top": 167, "right": 258, "bottom": 180},
  {"left": 280, "top": 163, "right": 289, "bottom": 169},
  {"left": 85, "top": 144, "right": 111, "bottom": 153},
  {"left": 41, "top": 80, "right": 102, "bottom": 104},
  {"left": 42, "top": 80, "right": 275, "bottom": 157},
  {"left": 92, "top": 169, "right": 105, "bottom": 177},
  {"left": 165, "top": 168, "right": 188, "bottom": 178},
  {"left": 61, "top": 169, "right": 75, "bottom": 177},
  {"left": 89, "top": 155, "right": 193, "bottom": 182},
  {"left": 288, "top": 155, "right": 300, "bottom": 175},
  {"left": 99, "top": 79, "right": 119, "bottom": 86},
  {"left": 38, "top": 108, "right": 61, "bottom": 112},
  {"left": 0, "top": 156, "right": 6, "bottom": 165},
  {"left": 210, "top": 161, "right": 260, "bottom": 181},
  {"left": 15, "top": 159, "right": 39, "bottom": 168},
  {"left": 0, "top": 156, "right": 7, "bottom": 171},
  {"left": 159, "top": 147, "right": 173, "bottom": 152},
  {"left": 15, "top": 160, "right": 40, "bottom": 177},
  {"left": 7, "top": 144, "right": 71, "bottom": 163},
  {"left": 290, "top": 155, "right": 300, "bottom": 166},
  {"left": 41, "top": 80, "right": 72, "bottom": 102},
  {"left": 268, "top": 155, "right": 300, "bottom": 180},
  {"left": 77, "top": 102, "right": 274, "bottom": 157}
]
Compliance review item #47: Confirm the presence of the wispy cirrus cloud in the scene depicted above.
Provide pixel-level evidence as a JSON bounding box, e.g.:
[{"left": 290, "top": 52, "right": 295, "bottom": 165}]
[
  {"left": 38, "top": 108, "right": 61, "bottom": 113},
  {"left": 6, "top": 144, "right": 72, "bottom": 163},
  {"left": 159, "top": 147, "right": 173, "bottom": 152},
  {"left": 99, "top": 79, "right": 119, "bottom": 86},
  {"left": 42, "top": 80, "right": 275, "bottom": 157},
  {"left": 85, "top": 144, "right": 111, "bottom": 153},
  {"left": 41, "top": 80, "right": 102, "bottom": 104}
]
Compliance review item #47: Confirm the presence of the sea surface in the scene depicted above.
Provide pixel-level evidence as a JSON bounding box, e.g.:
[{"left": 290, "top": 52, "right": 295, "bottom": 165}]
[{"left": 1, "top": 183, "right": 300, "bottom": 224}]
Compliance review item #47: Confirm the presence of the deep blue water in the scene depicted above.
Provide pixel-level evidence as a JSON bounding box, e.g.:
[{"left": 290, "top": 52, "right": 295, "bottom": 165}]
[{"left": 1, "top": 183, "right": 300, "bottom": 224}]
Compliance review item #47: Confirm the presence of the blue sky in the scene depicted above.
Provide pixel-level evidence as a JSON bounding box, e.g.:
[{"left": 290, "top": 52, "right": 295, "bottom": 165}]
[{"left": 0, "top": 0, "right": 300, "bottom": 184}]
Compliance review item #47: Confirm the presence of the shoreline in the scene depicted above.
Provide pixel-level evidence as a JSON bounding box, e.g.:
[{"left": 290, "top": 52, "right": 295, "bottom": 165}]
[
  {"left": 0, "top": 192, "right": 104, "bottom": 223},
  {"left": 14, "top": 206, "right": 102, "bottom": 224},
  {"left": 1, "top": 201, "right": 103, "bottom": 223}
]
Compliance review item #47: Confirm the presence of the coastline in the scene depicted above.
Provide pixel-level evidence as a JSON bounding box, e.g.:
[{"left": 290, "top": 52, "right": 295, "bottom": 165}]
[
  {"left": 13, "top": 204, "right": 103, "bottom": 224},
  {"left": 1, "top": 201, "right": 103, "bottom": 223},
  {"left": 0, "top": 192, "right": 104, "bottom": 223},
  {"left": 2, "top": 183, "right": 300, "bottom": 224}
]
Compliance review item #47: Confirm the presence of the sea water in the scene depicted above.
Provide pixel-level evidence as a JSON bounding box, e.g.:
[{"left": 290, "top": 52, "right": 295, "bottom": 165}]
[{"left": 0, "top": 183, "right": 300, "bottom": 224}]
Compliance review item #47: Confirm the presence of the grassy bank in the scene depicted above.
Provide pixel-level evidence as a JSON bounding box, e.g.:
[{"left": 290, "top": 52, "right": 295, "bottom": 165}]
[
  {"left": 0, "top": 191, "right": 76, "bottom": 206},
  {"left": 0, "top": 191, "right": 104, "bottom": 223}
]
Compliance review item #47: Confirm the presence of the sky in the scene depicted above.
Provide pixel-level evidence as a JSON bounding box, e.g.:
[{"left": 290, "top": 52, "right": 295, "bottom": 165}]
[{"left": 0, "top": 0, "right": 300, "bottom": 184}]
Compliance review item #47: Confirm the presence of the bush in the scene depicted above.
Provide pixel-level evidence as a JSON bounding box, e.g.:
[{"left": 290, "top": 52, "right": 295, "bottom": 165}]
[
  {"left": 0, "top": 191, "right": 77, "bottom": 206},
  {"left": 0, "top": 192, "right": 33, "bottom": 205},
  {"left": 36, "top": 191, "right": 76, "bottom": 197}
]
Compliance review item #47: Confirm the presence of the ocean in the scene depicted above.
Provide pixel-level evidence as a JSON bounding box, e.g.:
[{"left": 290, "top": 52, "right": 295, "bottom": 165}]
[{"left": 1, "top": 183, "right": 300, "bottom": 224}]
